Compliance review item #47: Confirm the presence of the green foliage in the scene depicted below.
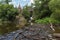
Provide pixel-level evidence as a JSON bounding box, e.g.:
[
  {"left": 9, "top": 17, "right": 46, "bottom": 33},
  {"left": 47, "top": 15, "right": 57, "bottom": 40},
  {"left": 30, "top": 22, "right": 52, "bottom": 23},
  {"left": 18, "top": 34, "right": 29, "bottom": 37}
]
[
  {"left": 35, "top": 18, "right": 50, "bottom": 24},
  {"left": 49, "top": 0, "right": 60, "bottom": 12},
  {"left": 0, "top": 4, "right": 18, "bottom": 21},
  {"left": 23, "top": 6, "right": 31, "bottom": 21},
  {"left": 49, "top": 18, "right": 60, "bottom": 24},
  {"left": 33, "top": 0, "right": 51, "bottom": 19},
  {"left": 0, "top": 4, "right": 18, "bottom": 34},
  {"left": 5, "top": 0, "right": 12, "bottom": 4},
  {"left": 35, "top": 18, "right": 60, "bottom": 24},
  {"left": 51, "top": 10, "right": 60, "bottom": 21},
  {"left": 0, "top": 0, "right": 12, "bottom": 4},
  {"left": 49, "top": 0, "right": 60, "bottom": 22}
]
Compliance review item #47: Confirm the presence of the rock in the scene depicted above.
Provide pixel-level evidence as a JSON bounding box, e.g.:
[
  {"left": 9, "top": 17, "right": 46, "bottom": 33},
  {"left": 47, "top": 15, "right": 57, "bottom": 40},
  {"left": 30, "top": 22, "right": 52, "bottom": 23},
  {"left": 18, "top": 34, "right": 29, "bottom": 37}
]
[
  {"left": 15, "top": 34, "right": 24, "bottom": 40},
  {"left": 0, "top": 24, "right": 54, "bottom": 40}
]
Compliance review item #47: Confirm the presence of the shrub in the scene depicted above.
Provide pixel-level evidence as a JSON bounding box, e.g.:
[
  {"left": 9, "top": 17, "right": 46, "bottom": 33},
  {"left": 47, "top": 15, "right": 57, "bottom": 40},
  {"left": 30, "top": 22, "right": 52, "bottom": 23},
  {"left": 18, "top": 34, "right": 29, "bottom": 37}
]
[
  {"left": 35, "top": 17, "right": 60, "bottom": 24},
  {"left": 49, "top": 0, "right": 60, "bottom": 22},
  {"left": 50, "top": 10, "right": 60, "bottom": 21},
  {"left": 0, "top": 4, "right": 18, "bottom": 34}
]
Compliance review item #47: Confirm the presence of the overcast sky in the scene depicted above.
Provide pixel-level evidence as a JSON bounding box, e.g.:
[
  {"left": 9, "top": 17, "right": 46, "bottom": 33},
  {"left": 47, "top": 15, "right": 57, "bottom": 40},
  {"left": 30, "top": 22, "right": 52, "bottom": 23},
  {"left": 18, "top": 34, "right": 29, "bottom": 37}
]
[{"left": 9, "top": 0, "right": 34, "bottom": 7}]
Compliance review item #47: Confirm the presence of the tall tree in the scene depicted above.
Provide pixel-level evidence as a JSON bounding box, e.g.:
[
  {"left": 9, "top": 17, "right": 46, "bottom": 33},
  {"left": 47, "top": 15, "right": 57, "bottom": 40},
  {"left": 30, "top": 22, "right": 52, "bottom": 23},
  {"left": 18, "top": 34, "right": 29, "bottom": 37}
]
[
  {"left": 0, "top": 4, "right": 18, "bottom": 34},
  {"left": 23, "top": 5, "right": 31, "bottom": 21},
  {"left": 0, "top": 0, "right": 12, "bottom": 4},
  {"left": 49, "top": 0, "right": 60, "bottom": 21},
  {"left": 33, "top": 0, "right": 51, "bottom": 19}
]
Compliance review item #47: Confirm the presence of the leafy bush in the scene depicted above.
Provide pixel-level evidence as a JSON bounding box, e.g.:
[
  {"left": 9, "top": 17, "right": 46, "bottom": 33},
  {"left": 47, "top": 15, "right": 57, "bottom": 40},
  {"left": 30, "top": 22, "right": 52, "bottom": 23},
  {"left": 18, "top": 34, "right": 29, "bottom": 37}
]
[
  {"left": 49, "top": 0, "right": 60, "bottom": 12},
  {"left": 49, "top": 0, "right": 60, "bottom": 21},
  {"left": 35, "top": 18, "right": 49, "bottom": 24},
  {"left": 50, "top": 10, "right": 60, "bottom": 21},
  {"left": 33, "top": 0, "right": 51, "bottom": 19},
  {"left": 0, "top": 4, "right": 18, "bottom": 34},
  {"left": 35, "top": 18, "right": 60, "bottom": 24}
]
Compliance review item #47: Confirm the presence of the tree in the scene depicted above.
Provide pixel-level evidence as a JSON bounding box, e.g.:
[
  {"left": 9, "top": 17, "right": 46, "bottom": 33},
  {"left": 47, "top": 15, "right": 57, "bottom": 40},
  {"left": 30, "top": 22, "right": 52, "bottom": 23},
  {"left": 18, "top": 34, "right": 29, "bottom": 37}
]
[
  {"left": 33, "top": 0, "right": 51, "bottom": 19},
  {"left": 0, "top": 0, "right": 12, "bottom": 4},
  {"left": 0, "top": 4, "right": 18, "bottom": 34},
  {"left": 23, "top": 6, "right": 31, "bottom": 21},
  {"left": 0, "top": 4, "right": 18, "bottom": 21},
  {"left": 49, "top": 0, "right": 60, "bottom": 21}
]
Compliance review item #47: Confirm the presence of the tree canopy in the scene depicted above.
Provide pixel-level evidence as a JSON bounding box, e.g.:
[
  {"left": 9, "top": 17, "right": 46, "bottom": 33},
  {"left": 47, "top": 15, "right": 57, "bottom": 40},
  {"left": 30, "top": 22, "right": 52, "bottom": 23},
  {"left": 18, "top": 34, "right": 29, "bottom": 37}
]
[
  {"left": 49, "top": 0, "right": 60, "bottom": 21},
  {"left": 33, "top": 0, "right": 51, "bottom": 19},
  {"left": 0, "top": 4, "right": 19, "bottom": 34},
  {"left": 0, "top": 0, "right": 12, "bottom": 4}
]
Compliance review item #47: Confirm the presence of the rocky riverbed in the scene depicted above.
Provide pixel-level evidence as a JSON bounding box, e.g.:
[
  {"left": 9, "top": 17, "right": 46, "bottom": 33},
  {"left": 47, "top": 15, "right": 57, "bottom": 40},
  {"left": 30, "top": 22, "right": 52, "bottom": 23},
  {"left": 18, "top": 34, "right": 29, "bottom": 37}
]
[{"left": 0, "top": 24, "right": 55, "bottom": 40}]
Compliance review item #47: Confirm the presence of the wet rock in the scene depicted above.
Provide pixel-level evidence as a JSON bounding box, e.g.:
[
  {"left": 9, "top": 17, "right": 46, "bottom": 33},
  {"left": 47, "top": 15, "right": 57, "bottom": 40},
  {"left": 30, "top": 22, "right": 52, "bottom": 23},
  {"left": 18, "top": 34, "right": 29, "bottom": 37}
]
[
  {"left": 0, "top": 24, "right": 53, "bottom": 40},
  {"left": 15, "top": 34, "right": 24, "bottom": 40}
]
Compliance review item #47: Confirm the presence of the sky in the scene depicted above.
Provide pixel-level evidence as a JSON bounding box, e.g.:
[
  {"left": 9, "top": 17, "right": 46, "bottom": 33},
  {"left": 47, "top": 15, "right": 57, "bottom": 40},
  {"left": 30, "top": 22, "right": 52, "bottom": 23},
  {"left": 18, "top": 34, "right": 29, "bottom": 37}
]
[{"left": 9, "top": 0, "right": 34, "bottom": 7}]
